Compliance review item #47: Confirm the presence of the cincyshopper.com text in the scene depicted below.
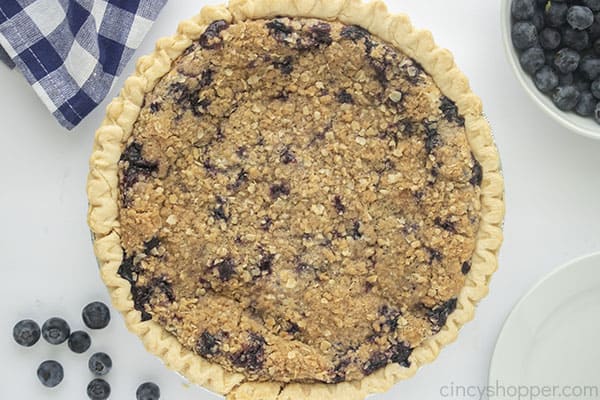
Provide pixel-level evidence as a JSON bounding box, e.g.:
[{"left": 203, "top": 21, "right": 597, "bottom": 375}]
[{"left": 440, "top": 381, "right": 599, "bottom": 400}]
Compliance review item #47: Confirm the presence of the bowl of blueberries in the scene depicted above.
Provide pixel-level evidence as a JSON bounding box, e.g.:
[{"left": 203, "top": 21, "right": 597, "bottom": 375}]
[{"left": 502, "top": 0, "right": 600, "bottom": 139}]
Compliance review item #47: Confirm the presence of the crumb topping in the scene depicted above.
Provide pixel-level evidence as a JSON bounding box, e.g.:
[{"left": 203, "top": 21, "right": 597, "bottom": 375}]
[{"left": 117, "top": 17, "right": 481, "bottom": 383}]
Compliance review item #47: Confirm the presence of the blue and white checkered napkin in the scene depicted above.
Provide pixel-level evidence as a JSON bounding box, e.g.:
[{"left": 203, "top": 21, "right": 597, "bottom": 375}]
[{"left": 0, "top": 0, "right": 167, "bottom": 129}]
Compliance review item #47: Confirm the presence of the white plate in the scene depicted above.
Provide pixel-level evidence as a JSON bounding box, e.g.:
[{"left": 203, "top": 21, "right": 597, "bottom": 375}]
[{"left": 489, "top": 252, "right": 600, "bottom": 400}]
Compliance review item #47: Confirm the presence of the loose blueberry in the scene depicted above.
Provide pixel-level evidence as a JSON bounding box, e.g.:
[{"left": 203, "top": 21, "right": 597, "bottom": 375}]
[
  {"left": 534, "top": 66, "right": 559, "bottom": 93},
  {"left": 554, "top": 48, "right": 581, "bottom": 73},
  {"left": 574, "top": 76, "right": 590, "bottom": 92},
  {"left": 37, "top": 360, "right": 64, "bottom": 388},
  {"left": 512, "top": 22, "right": 538, "bottom": 49},
  {"left": 82, "top": 302, "right": 111, "bottom": 330},
  {"left": 579, "top": 56, "right": 600, "bottom": 80},
  {"left": 591, "top": 78, "right": 600, "bottom": 98},
  {"left": 545, "top": 2, "right": 568, "bottom": 28},
  {"left": 539, "top": 28, "right": 561, "bottom": 50},
  {"left": 532, "top": 9, "right": 546, "bottom": 31},
  {"left": 136, "top": 382, "right": 161, "bottom": 400},
  {"left": 520, "top": 47, "right": 546, "bottom": 74},
  {"left": 68, "top": 330, "right": 91, "bottom": 354},
  {"left": 566, "top": 6, "right": 594, "bottom": 30},
  {"left": 583, "top": 0, "right": 600, "bottom": 12},
  {"left": 42, "top": 317, "right": 70, "bottom": 345},
  {"left": 589, "top": 17, "right": 600, "bottom": 41},
  {"left": 559, "top": 72, "right": 574, "bottom": 86},
  {"left": 575, "top": 91, "right": 597, "bottom": 116},
  {"left": 511, "top": 0, "right": 536, "bottom": 20},
  {"left": 562, "top": 27, "right": 589, "bottom": 51},
  {"left": 13, "top": 319, "right": 41, "bottom": 347},
  {"left": 552, "top": 85, "right": 581, "bottom": 110},
  {"left": 594, "top": 102, "right": 600, "bottom": 123},
  {"left": 88, "top": 352, "right": 112, "bottom": 376},
  {"left": 594, "top": 38, "right": 600, "bottom": 54},
  {"left": 87, "top": 379, "right": 111, "bottom": 400}
]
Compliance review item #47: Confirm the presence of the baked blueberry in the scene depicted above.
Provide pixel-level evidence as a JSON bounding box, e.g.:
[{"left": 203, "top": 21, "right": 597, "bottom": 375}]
[
  {"left": 82, "top": 301, "right": 111, "bottom": 330},
  {"left": 13, "top": 319, "right": 41, "bottom": 347},
  {"left": 578, "top": 56, "right": 600, "bottom": 80},
  {"left": 591, "top": 78, "right": 600, "bottom": 98},
  {"left": 539, "top": 28, "right": 561, "bottom": 50},
  {"left": 88, "top": 352, "right": 112, "bottom": 376},
  {"left": 575, "top": 91, "right": 597, "bottom": 116},
  {"left": 534, "top": 66, "right": 559, "bottom": 93},
  {"left": 520, "top": 47, "right": 546, "bottom": 74},
  {"left": 68, "top": 330, "right": 91, "bottom": 353},
  {"left": 552, "top": 85, "right": 581, "bottom": 110},
  {"left": 42, "top": 317, "right": 70, "bottom": 345},
  {"left": 512, "top": 22, "right": 538, "bottom": 50},
  {"left": 37, "top": 360, "right": 64, "bottom": 388},
  {"left": 511, "top": 0, "right": 536, "bottom": 20},
  {"left": 554, "top": 48, "right": 581, "bottom": 73},
  {"left": 566, "top": 6, "right": 594, "bottom": 30},
  {"left": 545, "top": 2, "right": 569, "bottom": 28},
  {"left": 136, "top": 382, "right": 161, "bottom": 400},
  {"left": 87, "top": 379, "right": 111, "bottom": 400}
]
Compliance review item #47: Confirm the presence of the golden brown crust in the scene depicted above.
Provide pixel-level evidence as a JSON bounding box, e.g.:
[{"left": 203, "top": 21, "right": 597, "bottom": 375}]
[{"left": 87, "top": 1, "right": 504, "bottom": 398}]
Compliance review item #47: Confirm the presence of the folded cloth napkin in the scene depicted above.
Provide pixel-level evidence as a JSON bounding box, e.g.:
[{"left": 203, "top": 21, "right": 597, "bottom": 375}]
[{"left": 0, "top": 0, "right": 167, "bottom": 129}]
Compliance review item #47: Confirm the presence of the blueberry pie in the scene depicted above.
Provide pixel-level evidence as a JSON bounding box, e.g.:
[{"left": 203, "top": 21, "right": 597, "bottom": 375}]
[{"left": 88, "top": 1, "right": 504, "bottom": 398}]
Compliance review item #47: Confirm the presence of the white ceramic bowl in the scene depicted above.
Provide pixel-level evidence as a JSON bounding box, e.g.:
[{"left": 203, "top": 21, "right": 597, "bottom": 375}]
[{"left": 501, "top": 0, "right": 600, "bottom": 140}]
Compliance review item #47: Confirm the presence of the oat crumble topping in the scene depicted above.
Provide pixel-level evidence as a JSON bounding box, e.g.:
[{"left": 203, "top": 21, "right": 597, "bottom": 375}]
[{"left": 117, "top": 17, "right": 482, "bottom": 383}]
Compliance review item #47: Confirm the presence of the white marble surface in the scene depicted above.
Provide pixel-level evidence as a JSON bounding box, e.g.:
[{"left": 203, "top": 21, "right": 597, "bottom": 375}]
[{"left": 1, "top": 1, "right": 599, "bottom": 399}]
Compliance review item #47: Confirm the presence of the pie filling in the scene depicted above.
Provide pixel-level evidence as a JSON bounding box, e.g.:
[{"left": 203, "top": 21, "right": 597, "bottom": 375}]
[{"left": 117, "top": 17, "right": 482, "bottom": 384}]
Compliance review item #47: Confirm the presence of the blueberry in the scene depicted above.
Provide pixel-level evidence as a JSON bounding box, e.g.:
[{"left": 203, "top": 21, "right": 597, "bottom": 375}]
[
  {"left": 589, "top": 18, "right": 600, "bottom": 41},
  {"left": 520, "top": 47, "right": 546, "bottom": 74},
  {"left": 583, "top": 0, "right": 600, "bottom": 12},
  {"left": 575, "top": 91, "right": 597, "bottom": 115},
  {"left": 594, "top": 38, "right": 600, "bottom": 54},
  {"left": 540, "top": 28, "right": 561, "bottom": 49},
  {"left": 552, "top": 85, "right": 581, "bottom": 110},
  {"left": 88, "top": 352, "right": 112, "bottom": 376},
  {"left": 559, "top": 72, "right": 574, "bottom": 85},
  {"left": 594, "top": 102, "right": 600, "bottom": 123},
  {"left": 574, "top": 76, "right": 591, "bottom": 92},
  {"left": 512, "top": 0, "right": 536, "bottom": 20},
  {"left": 136, "top": 382, "right": 161, "bottom": 400},
  {"left": 532, "top": 9, "right": 546, "bottom": 31},
  {"left": 13, "top": 319, "right": 41, "bottom": 347},
  {"left": 554, "top": 48, "right": 581, "bottom": 73},
  {"left": 578, "top": 56, "right": 600, "bottom": 79},
  {"left": 82, "top": 302, "right": 111, "bottom": 330},
  {"left": 545, "top": 2, "right": 568, "bottom": 27},
  {"left": 534, "top": 66, "right": 560, "bottom": 92},
  {"left": 561, "top": 27, "right": 589, "bottom": 51},
  {"left": 68, "top": 330, "right": 91, "bottom": 354},
  {"left": 512, "top": 22, "right": 538, "bottom": 50},
  {"left": 87, "top": 379, "right": 111, "bottom": 400},
  {"left": 42, "top": 317, "right": 70, "bottom": 345},
  {"left": 567, "top": 6, "right": 594, "bottom": 30},
  {"left": 37, "top": 360, "right": 64, "bottom": 388},
  {"left": 591, "top": 78, "right": 600, "bottom": 98}
]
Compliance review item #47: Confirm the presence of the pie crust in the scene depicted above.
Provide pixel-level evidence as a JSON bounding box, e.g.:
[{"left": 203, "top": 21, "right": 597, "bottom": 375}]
[{"left": 87, "top": 1, "right": 505, "bottom": 399}]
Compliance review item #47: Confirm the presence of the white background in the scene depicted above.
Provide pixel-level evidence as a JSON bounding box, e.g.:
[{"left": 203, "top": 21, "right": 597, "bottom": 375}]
[{"left": 1, "top": 1, "right": 599, "bottom": 399}]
